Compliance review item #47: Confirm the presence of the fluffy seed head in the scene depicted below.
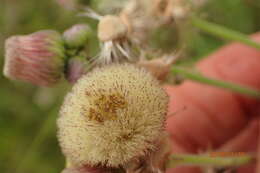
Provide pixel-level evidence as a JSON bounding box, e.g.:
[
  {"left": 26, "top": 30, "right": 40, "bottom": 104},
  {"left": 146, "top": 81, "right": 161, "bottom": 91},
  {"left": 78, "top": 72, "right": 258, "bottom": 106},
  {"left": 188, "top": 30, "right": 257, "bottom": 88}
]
[
  {"left": 57, "top": 64, "right": 168, "bottom": 167},
  {"left": 3, "top": 30, "right": 65, "bottom": 86}
]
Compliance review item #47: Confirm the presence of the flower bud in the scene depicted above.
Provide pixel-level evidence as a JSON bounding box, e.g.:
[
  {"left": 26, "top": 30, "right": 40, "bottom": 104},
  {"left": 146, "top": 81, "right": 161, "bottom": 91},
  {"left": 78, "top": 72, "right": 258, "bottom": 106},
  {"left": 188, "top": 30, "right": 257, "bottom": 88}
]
[
  {"left": 65, "top": 56, "right": 88, "bottom": 84},
  {"left": 4, "top": 30, "right": 65, "bottom": 86},
  {"left": 63, "top": 24, "right": 92, "bottom": 48},
  {"left": 57, "top": 64, "right": 168, "bottom": 167}
]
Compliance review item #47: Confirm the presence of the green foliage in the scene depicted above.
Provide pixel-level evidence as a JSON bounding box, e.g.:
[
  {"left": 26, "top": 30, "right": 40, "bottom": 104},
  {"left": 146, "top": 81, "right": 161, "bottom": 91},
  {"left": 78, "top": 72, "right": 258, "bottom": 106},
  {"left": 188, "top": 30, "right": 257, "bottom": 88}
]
[{"left": 203, "top": 0, "right": 255, "bottom": 33}]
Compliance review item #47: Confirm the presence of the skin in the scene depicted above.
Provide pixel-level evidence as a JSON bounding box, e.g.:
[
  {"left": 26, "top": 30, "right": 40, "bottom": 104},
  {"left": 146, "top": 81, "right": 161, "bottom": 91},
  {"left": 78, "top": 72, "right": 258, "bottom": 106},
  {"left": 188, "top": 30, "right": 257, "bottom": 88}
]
[{"left": 165, "top": 33, "right": 260, "bottom": 173}]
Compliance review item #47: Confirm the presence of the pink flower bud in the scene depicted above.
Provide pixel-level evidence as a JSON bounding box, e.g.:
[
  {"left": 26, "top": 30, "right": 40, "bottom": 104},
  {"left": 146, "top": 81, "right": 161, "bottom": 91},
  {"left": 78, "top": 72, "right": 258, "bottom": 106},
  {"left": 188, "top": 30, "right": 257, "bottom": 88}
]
[
  {"left": 4, "top": 30, "right": 66, "bottom": 86},
  {"left": 65, "top": 56, "right": 88, "bottom": 84},
  {"left": 63, "top": 24, "right": 92, "bottom": 48}
]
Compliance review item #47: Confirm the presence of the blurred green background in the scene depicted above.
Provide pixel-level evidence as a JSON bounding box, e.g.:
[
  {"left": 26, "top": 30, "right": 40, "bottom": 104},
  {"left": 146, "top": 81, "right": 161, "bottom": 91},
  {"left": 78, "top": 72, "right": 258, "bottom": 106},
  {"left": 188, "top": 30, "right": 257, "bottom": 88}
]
[{"left": 0, "top": 0, "right": 259, "bottom": 173}]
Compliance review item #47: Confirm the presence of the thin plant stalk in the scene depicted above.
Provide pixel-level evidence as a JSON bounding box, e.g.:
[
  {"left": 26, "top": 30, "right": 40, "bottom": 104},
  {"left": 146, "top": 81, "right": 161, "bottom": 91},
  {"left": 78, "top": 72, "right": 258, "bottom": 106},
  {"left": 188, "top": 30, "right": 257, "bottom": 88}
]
[
  {"left": 191, "top": 16, "right": 260, "bottom": 50},
  {"left": 172, "top": 66, "right": 260, "bottom": 98},
  {"left": 167, "top": 153, "right": 254, "bottom": 168},
  {"left": 14, "top": 107, "right": 58, "bottom": 173}
]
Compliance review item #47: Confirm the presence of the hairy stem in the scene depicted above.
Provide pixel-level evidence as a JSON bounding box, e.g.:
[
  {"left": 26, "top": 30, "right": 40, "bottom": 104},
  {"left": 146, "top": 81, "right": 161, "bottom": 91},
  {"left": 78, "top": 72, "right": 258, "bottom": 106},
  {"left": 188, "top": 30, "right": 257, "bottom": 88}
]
[
  {"left": 172, "top": 66, "right": 260, "bottom": 98},
  {"left": 167, "top": 153, "right": 255, "bottom": 168},
  {"left": 191, "top": 16, "right": 260, "bottom": 50}
]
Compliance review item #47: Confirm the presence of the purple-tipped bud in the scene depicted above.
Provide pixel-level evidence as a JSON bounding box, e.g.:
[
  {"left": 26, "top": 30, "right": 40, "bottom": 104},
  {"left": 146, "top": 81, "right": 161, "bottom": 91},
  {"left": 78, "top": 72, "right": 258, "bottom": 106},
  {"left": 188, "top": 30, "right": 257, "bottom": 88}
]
[
  {"left": 4, "top": 30, "right": 66, "bottom": 86},
  {"left": 65, "top": 56, "right": 88, "bottom": 84},
  {"left": 63, "top": 24, "right": 92, "bottom": 48}
]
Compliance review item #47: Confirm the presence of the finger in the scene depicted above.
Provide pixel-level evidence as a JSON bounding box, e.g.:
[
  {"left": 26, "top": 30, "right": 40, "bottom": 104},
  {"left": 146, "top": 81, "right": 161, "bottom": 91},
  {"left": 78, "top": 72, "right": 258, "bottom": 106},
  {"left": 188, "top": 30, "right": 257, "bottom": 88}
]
[
  {"left": 166, "top": 33, "right": 260, "bottom": 150},
  {"left": 217, "top": 118, "right": 259, "bottom": 173},
  {"left": 257, "top": 117, "right": 260, "bottom": 173},
  {"left": 165, "top": 84, "right": 248, "bottom": 151},
  {"left": 165, "top": 33, "right": 260, "bottom": 172},
  {"left": 166, "top": 117, "right": 259, "bottom": 173},
  {"left": 197, "top": 33, "right": 260, "bottom": 111},
  {"left": 217, "top": 118, "right": 259, "bottom": 152}
]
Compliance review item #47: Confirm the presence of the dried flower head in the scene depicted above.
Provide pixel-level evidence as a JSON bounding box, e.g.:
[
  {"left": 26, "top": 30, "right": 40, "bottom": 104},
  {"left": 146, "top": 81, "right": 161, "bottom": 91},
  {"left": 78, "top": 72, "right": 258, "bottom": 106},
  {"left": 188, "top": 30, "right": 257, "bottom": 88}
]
[
  {"left": 63, "top": 24, "right": 92, "bottom": 49},
  {"left": 137, "top": 54, "right": 179, "bottom": 81},
  {"left": 120, "top": 0, "right": 207, "bottom": 46},
  {"left": 98, "top": 15, "right": 128, "bottom": 42},
  {"left": 78, "top": 9, "right": 138, "bottom": 66},
  {"left": 120, "top": 0, "right": 170, "bottom": 46},
  {"left": 57, "top": 64, "right": 168, "bottom": 167},
  {"left": 4, "top": 30, "right": 65, "bottom": 86},
  {"left": 164, "top": 0, "right": 208, "bottom": 20},
  {"left": 93, "top": 15, "right": 137, "bottom": 66},
  {"left": 164, "top": 0, "right": 191, "bottom": 19}
]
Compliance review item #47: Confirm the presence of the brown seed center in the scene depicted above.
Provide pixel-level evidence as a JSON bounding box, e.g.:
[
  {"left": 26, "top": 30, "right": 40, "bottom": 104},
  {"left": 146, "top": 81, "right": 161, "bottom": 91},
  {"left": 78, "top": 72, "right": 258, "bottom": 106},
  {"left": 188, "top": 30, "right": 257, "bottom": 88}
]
[{"left": 88, "top": 93, "right": 127, "bottom": 123}]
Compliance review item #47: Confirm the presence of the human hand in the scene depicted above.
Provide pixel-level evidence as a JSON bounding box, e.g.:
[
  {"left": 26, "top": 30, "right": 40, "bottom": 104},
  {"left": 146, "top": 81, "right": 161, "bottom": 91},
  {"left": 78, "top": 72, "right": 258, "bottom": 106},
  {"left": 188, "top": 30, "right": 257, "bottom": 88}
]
[
  {"left": 60, "top": 33, "right": 260, "bottom": 173},
  {"left": 165, "top": 33, "right": 260, "bottom": 173}
]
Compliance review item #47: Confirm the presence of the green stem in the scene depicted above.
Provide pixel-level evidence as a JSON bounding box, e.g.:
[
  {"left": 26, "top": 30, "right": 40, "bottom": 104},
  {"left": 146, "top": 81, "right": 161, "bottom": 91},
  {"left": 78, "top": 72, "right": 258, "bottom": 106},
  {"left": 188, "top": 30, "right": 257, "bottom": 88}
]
[
  {"left": 191, "top": 16, "right": 260, "bottom": 50},
  {"left": 167, "top": 154, "right": 254, "bottom": 168},
  {"left": 172, "top": 66, "right": 260, "bottom": 98},
  {"left": 14, "top": 107, "right": 58, "bottom": 173}
]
